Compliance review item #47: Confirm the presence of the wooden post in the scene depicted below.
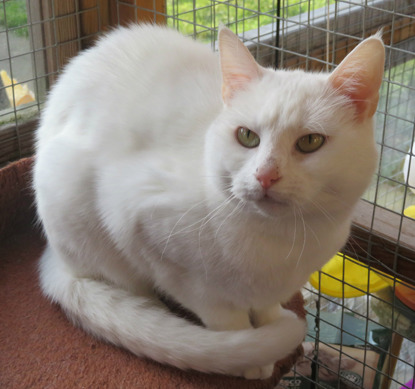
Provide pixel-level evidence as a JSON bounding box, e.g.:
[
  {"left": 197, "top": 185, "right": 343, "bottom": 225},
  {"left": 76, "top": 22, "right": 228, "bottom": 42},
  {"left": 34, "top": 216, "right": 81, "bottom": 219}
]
[{"left": 113, "top": 0, "right": 165, "bottom": 26}]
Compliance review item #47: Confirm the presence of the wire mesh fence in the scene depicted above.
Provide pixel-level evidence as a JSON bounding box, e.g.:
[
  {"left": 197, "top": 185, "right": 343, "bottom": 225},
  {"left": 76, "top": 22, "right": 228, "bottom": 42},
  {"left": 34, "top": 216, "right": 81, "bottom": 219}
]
[{"left": 1, "top": 0, "right": 414, "bottom": 388}]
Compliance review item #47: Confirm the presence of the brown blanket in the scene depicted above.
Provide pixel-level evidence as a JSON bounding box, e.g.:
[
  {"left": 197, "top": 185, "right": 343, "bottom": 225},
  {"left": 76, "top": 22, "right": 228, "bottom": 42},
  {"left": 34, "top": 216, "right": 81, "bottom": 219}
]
[{"left": 0, "top": 157, "right": 304, "bottom": 388}]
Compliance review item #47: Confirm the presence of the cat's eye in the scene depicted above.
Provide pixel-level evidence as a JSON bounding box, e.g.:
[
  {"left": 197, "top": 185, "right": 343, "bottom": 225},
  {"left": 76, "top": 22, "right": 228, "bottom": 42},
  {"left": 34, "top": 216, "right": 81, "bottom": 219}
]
[
  {"left": 236, "top": 127, "right": 260, "bottom": 148},
  {"left": 296, "top": 133, "right": 326, "bottom": 153}
]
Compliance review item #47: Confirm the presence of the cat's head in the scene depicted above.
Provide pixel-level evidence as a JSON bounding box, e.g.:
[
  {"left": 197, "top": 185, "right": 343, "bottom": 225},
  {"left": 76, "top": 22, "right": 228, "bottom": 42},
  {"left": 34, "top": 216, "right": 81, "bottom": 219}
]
[{"left": 204, "top": 28, "right": 384, "bottom": 219}]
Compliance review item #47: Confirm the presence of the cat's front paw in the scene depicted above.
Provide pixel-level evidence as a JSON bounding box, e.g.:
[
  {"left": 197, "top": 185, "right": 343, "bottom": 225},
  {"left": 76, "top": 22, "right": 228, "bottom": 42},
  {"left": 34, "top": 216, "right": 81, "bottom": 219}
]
[{"left": 243, "top": 364, "right": 274, "bottom": 379}]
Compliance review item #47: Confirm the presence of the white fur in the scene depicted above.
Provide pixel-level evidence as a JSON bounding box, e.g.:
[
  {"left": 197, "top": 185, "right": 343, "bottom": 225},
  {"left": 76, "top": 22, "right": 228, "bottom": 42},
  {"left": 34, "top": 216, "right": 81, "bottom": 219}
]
[{"left": 33, "top": 24, "right": 382, "bottom": 379}]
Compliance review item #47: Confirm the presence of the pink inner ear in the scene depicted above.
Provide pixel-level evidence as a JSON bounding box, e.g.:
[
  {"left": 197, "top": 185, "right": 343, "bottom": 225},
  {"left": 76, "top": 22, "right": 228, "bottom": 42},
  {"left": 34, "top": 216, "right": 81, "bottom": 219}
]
[
  {"left": 350, "top": 89, "right": 380, "bottom": 118},
  {"left": 219, "top": 27, "right": 263, "bottom": 105},
  {"left": 222, "top": 73, "right": 253, "bottom": 102},
  {"left": 331, "top": 72, "right": 378, "bottom": 118},
  {"left": 328, "top": 37, "right": 384, "bottom": 121}
]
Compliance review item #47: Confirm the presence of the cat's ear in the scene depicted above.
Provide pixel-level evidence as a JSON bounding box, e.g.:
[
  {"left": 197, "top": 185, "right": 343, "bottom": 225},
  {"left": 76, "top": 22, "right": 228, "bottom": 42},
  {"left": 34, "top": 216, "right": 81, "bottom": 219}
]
[
  {"left": 219, "top": 27, "right": 263, "bottom": 105},
  {"left": 328, "top": 34, "right": 385, "bottom": 120}
]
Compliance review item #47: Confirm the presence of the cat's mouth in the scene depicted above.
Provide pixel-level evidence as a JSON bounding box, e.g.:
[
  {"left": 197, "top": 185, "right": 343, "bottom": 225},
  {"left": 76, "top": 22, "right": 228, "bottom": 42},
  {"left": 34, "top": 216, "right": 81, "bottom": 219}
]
[
  {"left": 257, "top": 193, "right": 291, "bottom": 207},
  {"left": 249, "top": 193, "right": 292, "bottom": 218},
  {"left": 232, "top": 187, "right": 292, "bottom": 212}
]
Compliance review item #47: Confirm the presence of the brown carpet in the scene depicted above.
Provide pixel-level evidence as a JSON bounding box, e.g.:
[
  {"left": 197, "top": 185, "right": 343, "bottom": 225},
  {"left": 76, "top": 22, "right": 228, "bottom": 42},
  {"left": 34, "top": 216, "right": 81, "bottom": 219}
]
[{"left": 0, "top": 157, "right": 304, "bottom": 389}]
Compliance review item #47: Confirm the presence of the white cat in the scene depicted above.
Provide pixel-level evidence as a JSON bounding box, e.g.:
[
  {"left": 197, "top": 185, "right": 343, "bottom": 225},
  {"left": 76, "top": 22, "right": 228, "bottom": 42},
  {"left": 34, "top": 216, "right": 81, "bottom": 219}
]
[{"left": 33, "top": 25, "right": 384, "bottom": 379}]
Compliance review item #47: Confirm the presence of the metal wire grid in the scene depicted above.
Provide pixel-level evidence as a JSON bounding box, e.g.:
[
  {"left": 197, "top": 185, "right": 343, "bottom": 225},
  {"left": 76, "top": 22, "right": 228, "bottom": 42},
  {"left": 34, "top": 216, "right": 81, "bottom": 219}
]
[
  {"left": 0, "top": 0, "right": 101, "bottom": 111},
  {"left": 300, "top": 280, "right": 415, "bottom": 389},
  {"left": 365, "top": 21, "right": 415, "bottom": 221},
  {"left": 1, "top": 1, "right": 415, "bottom": 388},
  {"left": 0, "top": 0, "right": 44, "bottom": 139},
  {"left": 0, "top": 0, "right": 104, "bottom": 163}
]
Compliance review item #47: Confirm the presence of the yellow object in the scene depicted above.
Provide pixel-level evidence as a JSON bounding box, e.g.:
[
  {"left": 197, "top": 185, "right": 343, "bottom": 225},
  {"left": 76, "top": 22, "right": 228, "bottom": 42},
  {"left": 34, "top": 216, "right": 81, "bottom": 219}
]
[
  {"left": 309, "top": 253, "right": 393, "bottom": 298},
  {"left": 404, "top": 205, "right": 415, "bottom": 219},
  {"left": 1, "top": 70, "right": 35, "bottom": 107}
]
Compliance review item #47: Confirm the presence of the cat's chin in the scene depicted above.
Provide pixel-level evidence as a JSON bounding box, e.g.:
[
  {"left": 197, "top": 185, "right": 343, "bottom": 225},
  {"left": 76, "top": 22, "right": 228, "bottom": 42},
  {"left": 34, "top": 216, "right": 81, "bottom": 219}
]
[{"left": 251, "top": 195, "right": 292, "bottom": 218}]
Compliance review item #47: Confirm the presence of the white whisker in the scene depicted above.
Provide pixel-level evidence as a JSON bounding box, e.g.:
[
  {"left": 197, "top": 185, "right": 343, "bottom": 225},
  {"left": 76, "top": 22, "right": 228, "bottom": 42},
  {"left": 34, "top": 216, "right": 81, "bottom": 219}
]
[
  {"left": 309, "top": 199, "right": 337, "bottom": 225},
  {"left": 296, "top": 207, "right": 307, "bottom": 269},
  {"left": 284, "top": 205, "right": 297, "bottom": 263},
  {"left": 214, "top": 196, "right": 245, "bottom": 241},
  {"left": 198, "top": 194, "right": 234, "bottom": 235},
  {"left": 196, "top": 194, "right": 236, "bottom": 280},
  {"left": 160, "top": 198, "right": 209, "bottom": 261}
]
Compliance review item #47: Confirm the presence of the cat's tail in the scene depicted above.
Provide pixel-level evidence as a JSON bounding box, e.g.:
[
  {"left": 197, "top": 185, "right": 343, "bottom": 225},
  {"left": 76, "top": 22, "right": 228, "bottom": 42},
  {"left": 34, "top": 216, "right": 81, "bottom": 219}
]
[{"left": 39, "top": 246, "right": 306, "bottom": 379}]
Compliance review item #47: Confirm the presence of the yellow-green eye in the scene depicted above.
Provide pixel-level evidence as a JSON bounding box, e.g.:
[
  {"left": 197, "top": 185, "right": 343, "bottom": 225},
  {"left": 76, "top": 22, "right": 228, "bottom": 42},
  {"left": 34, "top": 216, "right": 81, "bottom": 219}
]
[
  {"left": 296, "top": 133, "right": 326, "bottom": 153},
  {"left": 236, "top": 127, "right": 260, "bottom": 148}
]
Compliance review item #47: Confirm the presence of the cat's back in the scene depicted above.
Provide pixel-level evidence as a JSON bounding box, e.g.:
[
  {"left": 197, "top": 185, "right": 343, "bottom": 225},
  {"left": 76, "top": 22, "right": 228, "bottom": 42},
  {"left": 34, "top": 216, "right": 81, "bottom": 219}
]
[{"left": 36, "top": 24, "right": 222, "bottom": 149}]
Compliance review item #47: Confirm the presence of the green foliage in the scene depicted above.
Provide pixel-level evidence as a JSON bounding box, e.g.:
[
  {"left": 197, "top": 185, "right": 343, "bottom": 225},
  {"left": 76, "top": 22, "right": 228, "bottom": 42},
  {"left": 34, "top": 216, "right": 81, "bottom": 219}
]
[
  {"left": 166, "top": 0, "right": 332, "bottom": 38},
  {"left": 0, "top": 0, "right": 29, "bottom": 38},
  {"left": 2, "top": 0, "right": 334, "bottom": 40}
]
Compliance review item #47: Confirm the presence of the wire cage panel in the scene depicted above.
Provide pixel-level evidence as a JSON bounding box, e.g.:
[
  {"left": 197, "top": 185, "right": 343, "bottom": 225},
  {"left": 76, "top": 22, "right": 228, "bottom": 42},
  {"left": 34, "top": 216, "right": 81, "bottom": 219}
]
[{"left": 1, "top": 1, "right": 415, "bottom": 388}]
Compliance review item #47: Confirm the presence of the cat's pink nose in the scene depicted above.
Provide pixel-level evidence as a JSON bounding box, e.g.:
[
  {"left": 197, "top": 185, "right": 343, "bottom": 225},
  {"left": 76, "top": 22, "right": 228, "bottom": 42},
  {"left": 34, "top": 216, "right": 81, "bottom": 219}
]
[{"left": 255, "top": 169, "right": 281, "bottom": 190}]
